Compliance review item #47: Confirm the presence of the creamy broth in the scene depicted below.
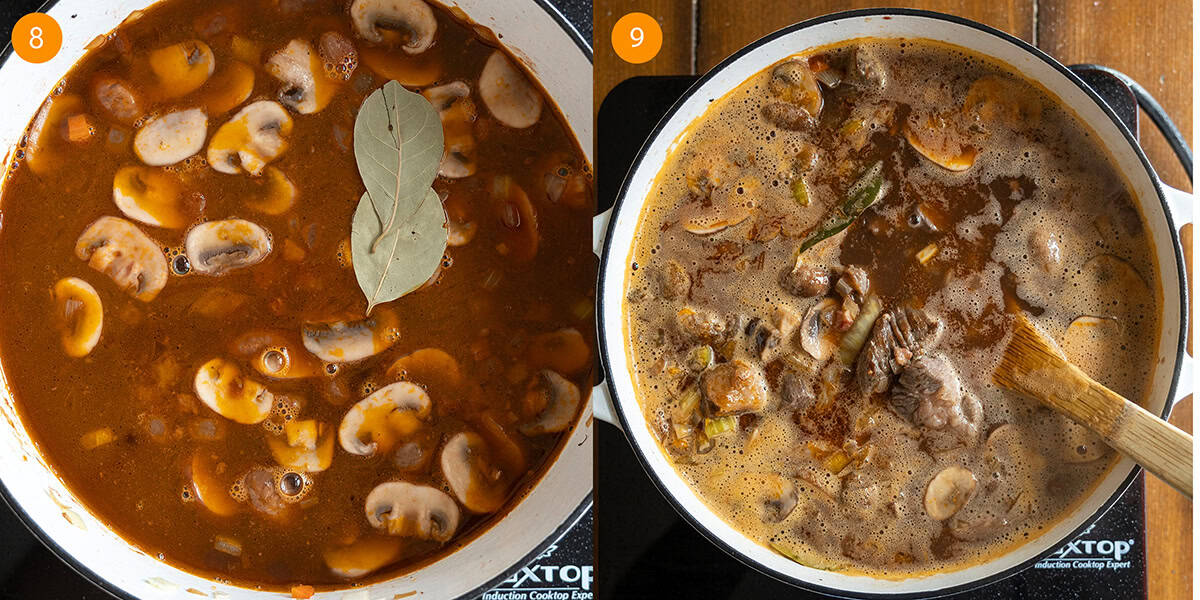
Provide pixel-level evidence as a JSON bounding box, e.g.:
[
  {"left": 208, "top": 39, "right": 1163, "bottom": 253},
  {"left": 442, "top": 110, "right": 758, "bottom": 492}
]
[{"left": 623, "top": 39, "right": 1158, "bottom": 575}]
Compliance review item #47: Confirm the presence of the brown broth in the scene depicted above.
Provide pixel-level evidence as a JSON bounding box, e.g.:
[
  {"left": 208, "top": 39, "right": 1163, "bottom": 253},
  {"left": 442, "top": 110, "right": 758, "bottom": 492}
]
[
  {"left": 0, "top": 0, "right": 594, "bottom": 590},
  {"left": 623, "top": 38, "right": 1159, "bottom": 576}
]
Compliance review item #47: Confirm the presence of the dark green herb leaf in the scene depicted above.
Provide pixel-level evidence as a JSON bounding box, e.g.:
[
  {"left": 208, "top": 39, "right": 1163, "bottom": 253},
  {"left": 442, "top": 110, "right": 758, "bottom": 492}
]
[{"left": 797, "top": 162, "right": 890, "bottom": 255}]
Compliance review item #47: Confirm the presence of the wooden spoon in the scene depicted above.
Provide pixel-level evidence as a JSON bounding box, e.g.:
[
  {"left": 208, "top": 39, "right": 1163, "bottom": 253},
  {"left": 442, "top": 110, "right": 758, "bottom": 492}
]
[{"left": 993, "top": 312, "right": 1192, "bottom": 498}]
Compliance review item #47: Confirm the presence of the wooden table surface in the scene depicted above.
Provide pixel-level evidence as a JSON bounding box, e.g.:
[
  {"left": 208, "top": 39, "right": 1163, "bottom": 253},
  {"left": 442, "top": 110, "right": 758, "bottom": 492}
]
[{"left": 594, "top": 1, "right": 1192, "bottom": 598}]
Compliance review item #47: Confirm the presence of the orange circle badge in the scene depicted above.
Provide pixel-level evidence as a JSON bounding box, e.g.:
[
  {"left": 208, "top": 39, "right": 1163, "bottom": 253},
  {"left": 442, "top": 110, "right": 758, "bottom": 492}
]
[
  {"left": 12, "top": 13, "right": 63, "bottom": 64},
  {"left": 611, "top": 12, "right": 662, "bottom": 65}
]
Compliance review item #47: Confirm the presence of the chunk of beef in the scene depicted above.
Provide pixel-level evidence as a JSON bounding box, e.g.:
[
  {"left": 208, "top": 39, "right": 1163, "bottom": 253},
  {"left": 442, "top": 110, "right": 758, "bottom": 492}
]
[
  {"left": 676, "top": 307, "right": 726, "bottom": 343},
  {"left": 1028, "top": 226, "right": 1062, "bottom": 273},
  {"left": 835, "top": 265, "right": 870, "bottom": 301},
  {"left": 892, "top": 355, "right": 981, "bottom": 442},
  {"left": 702, "top": 359, "right": 768, "bottom": 416},
  {"left": 657, "top": 260, "right": 691, "bottom": 299},
  {"left": 855, "top": 306, "right": 944, "bottom": 394},
  {"left": 779, "top": 370, "right": 815, "bottom": 409},
  {"left": 763, "top": 102, "right": 815, "bottom": 131},
  {"left": 848, "top": 46, "right": 888, "bottom": 90},
  {"left": 781, "top": 262, "right": 830, "bottom": 297}
]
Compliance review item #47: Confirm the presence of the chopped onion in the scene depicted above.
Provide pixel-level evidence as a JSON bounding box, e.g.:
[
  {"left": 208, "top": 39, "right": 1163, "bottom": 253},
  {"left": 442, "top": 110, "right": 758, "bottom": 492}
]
[{"left": 214, "top": 535, "right": 243, "bottom": 557}]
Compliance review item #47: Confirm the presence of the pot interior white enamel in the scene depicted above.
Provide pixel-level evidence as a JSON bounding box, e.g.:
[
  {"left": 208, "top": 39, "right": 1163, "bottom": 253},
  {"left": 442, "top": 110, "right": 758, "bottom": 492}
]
[
  {"left": 598, "top": 11, "right": 1186, "bottom": 597},
  {"left": 0, "top": 1, "right": 592, "bottom": 598}
]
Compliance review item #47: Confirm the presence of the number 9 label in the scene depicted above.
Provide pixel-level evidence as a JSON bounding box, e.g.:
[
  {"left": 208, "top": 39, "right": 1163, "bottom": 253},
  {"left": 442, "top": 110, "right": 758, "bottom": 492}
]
[
  {"left": 13, "top": 13, "right": 62, "bottom": 64},
  {"left": 612, "top": 12, "right": 662, "bottom": 65}
]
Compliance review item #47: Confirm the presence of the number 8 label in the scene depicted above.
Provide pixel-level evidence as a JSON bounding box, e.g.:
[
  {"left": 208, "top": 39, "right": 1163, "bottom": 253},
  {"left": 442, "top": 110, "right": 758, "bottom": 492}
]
[
  {"left": 13, "top": 13, "right": 62, "bottom": 64},
  {"left": 612, "top": 13, "right": 662, "bottom": 65}
]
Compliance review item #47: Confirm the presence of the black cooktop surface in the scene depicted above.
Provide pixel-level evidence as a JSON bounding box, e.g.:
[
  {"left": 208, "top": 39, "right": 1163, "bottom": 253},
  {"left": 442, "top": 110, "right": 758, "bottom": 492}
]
[{"left": 594, "top": 73, "right": 1150, "bottom": 600}]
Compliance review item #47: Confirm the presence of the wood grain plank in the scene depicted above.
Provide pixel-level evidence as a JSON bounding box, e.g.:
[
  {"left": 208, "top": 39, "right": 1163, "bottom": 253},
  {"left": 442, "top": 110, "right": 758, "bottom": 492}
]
[
  {"left": 594, "top": 1, "right": 695, "bottom": 118},
  {"left": 696, "top": 0, "right": 1034, "bottom": 72},
  {"left": 1038, "top": 0, "right": 1193, "bottom": 191},
  {"left": 1144, "top": 395, "right": 1193, "bottom": 600}
]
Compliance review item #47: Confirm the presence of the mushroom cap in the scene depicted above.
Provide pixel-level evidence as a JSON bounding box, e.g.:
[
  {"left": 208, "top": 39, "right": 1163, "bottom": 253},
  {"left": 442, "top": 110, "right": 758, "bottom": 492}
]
[
  {"left": 338, "top": 381, "right": 431, "bottom": 456},
  {"left": 206, "top": 100, "right": 293, "bottom": 176},
  {"left": 903, "top": 112, "right": 977, "bottom": 171},
  {"left": 147, "top": 40, "right": 215, "bottom": 98},
  {"left": 441, "top": 431, "right": 509, "bottom": 513},
  {"left": 245, "top": 166, "right": 297, "bottom": 215},
  {"left": 194, "top": 357, "right": 275, "bottom": 424},
  {"left": 364, "top": 481, "right": 459, "bottom": 542},
  {"left": 190, "top": 452, "right": 240, "bottom": 517},
  {"left": 267, "top": 419, "right": 336, "bottom": 472},
  {"left": 924, "top": 465, "right": 976, "bottom": 520},
  {"left": 134, "top": 108, "right": 208, "bottom": 167},
  {"left": 184, "top": 219, "right": 273, "bottom": 275},
  {"left": 479, "top": 51, "right": 543, "bottom": 129},
  {"left": 350, "top": 0, "right": 437, "bottom": 52},
  {"left": 198, "top": 61, "right": 256, "bottom": 116},
  {"left": 518, "top": 370, "right": 581, "bottom": 436},
  {"left": 52, "top": 277, "right": 103, "bottom": 358},
  {"left": 423, "top": 81, "right": 477, "bottom": 179},
  {"left": 301, "top": 309, "right": 400, "bottom": 363},
  {"left": 266, "top": 39, "right": 338, "bottom": 115},
  {"left": 112, "top": 165, "right": 189, "bottom": 229},
  {"left": 74, "top": 216, "right": 169, "bottom": 302},
  {"left": 324, "top": 537, "right": 403, "bottom": 579}
]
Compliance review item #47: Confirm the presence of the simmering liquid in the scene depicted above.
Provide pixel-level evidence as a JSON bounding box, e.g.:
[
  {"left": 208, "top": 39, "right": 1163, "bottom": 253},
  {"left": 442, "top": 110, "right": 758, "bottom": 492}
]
[
  {"left": 0, "top": 0, "right": 593, "bottom": 589},
  {"left": 623, "top": 39, "right": 1158, "bottom": 575}
]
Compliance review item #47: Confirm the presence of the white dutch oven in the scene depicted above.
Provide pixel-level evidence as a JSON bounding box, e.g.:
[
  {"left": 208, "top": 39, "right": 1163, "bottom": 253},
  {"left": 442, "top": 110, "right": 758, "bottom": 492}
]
[
  {"left": 593, "top": 9, "right": 1191, "bottom": 598},
  {"left": 0, "top": 1, "right": 592, "bottom": 599}
]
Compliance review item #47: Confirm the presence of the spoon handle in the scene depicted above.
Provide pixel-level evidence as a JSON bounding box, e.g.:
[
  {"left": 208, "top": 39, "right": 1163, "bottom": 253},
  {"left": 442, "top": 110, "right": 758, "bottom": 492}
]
[{"left": 1106, "top": 388, "right": 1193, "bottom": 498}]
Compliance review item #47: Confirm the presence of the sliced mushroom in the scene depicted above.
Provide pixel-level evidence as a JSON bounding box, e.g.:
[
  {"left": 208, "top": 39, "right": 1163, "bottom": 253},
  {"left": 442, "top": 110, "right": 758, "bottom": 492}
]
[
  {"left": 231, "top": 329, "right": 325, "bottom": 379},
  {"left": 197, "top": 61, "right": 255, "bottom": 116},
  {"left": 903, "top": 112, "right": 977, "bottom": 171},
  {"left": 767, "top": 59, "right": 823, "bottom": 122},
  {"left": 479, "top": 51, "right": 543, "bottom": 129},
  {"left": 364, "top": 481, "right": 459, "bottom": 542},
  {"left": 422, "top": 81, "right": 477, "bottom": 178},
  {"left": 25, "top": 93, "right": 86, "bottom": 176},
  {"left": 52, "top": 277, "right": 103, "bottom": 358},
  {"left": 324, "top": 537, "right": 403, "bottom": 579},
  {"left": 799, "top": 297, "right": 839, "bottom": 361},
  {"left": 267, "top": 39, "right": 338, "bottom": 115},
  {"left": 762, "top": 474, "right": 799, "bottom": 523},
  {"left": 267, "top": 419, "right": 336, "bottom": 472},
  {"left": 194, "top": 357, "right": 275, "bottom": 424},
  {"left": 206, "top": 100, "right": 293, "bottom": 175},
  {"left": 519, "top": 370, "right": 581, "bottom": 436},
  {"left": 441, "top": 431, "right": 510, "bottom": 513},
  {"left": 89, "top": 75, "right": 144, "bottom": 126},
  {"left": 184, "top": 219, "right": 273, "bottom": 275},
  {"left": 134, "top": 109, "right": 208, "bottom": 167},
  {"left": 350, "top": 0, "right": 437, "bottom": 52},
  {"left": 112, "top": 165, "right": 191, "bottom": 228},
  {"left": 189, "top": 452, "right": 240, "bottom": 517},
  {"left": 147, "top": 40, "right": 215, "bottom": 98},
  {"left": 359, "top": 47, "right": 441, "bottom": 86},
  {"left": 681, "top": 210, "right": 751, "bottom": 235},
  {"left": 339, "top": 381, "right": 431, "bottom": 456},
  {"left": 492, "top": 175, "right": 538, "bottom": 261},
  {"left": 963, "top": 75, "right": 1042, "bottom": 132},
  {"left": 74, "top": 216, "right": 169, "bottom": 302},
  {"left": 302, "top": 309, "right": 400, "bottom": 363},
  {"left": 245, "top": 166, "right": 297, "bottom": 215},
  {"left": 924, "top": 466, "right": 976, "bottom": 520},
  {"left": 384, "top": 348, "right": 464, "bottom": 405},
  {"left": 527, "top": 328, "right": 590, "bottom": 375}
]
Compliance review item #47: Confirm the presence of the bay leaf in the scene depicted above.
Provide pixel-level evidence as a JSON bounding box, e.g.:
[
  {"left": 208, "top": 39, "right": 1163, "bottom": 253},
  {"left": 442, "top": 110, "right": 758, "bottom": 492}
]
[
  {"left": 353, "top": 80, "right": 444, "bottom": 245},
  {"left": 349, "top": 79, "right": 448, "bottom": 313},
  {"left": 351, "top": 188, "right": 448, "bottom": 314}
]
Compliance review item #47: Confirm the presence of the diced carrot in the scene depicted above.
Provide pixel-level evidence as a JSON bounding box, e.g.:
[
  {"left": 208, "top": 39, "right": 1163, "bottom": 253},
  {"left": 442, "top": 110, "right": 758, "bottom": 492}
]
[
  {"left": 66, "top": 114, "right": 95, "bottom": 143},
  {"left": 290, "top": 584, "right": 315, "bottom": 599}
]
